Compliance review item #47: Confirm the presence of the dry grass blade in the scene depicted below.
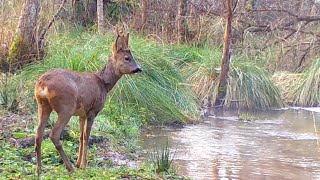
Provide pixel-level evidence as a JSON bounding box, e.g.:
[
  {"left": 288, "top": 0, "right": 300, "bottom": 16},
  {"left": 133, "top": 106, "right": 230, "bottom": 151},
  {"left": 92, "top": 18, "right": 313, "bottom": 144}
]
[{"left": 272, "top": 72, "right": 301, "bottom": 105}]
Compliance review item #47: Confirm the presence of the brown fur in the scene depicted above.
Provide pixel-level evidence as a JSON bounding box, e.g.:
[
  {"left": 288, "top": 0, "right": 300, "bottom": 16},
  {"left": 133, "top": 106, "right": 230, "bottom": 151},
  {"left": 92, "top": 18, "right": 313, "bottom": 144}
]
[{"left": 34, "top": 33, "right": 141, "bottom": 174}]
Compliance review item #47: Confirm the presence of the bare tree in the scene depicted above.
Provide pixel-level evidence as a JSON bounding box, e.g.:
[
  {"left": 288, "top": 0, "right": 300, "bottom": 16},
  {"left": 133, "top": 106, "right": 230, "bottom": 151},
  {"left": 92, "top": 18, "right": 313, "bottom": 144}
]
[
  {"left": 5, "top": 0, "right": 67, "bottom": 71},
  {"left": 7, "top": 0, "right": 41, "bottom": 69},
  {"left": 215, "top": 0, "right": 232, "bottom": 105},
  {"left": 97, "top": 0, "right": 105, "bottom": 34}
]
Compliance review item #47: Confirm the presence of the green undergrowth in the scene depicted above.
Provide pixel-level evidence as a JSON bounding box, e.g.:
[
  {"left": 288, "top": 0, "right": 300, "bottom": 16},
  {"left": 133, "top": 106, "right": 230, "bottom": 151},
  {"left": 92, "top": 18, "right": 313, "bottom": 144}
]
[
  {"left": 0, "top": 104, "right": 182, "bottom": 179},
  {"left": 1, "top": 30, "right": 285, "bottom": 120},
  {"left": 0, "top": 139, "right": 183, "bottom": 180}
]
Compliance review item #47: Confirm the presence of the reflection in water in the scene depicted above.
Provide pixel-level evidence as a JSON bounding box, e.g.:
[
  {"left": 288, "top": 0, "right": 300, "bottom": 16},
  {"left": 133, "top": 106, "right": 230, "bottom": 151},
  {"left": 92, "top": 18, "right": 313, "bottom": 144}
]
[{"left": 142, "top": 109, "right": 320, "bottom": 180}]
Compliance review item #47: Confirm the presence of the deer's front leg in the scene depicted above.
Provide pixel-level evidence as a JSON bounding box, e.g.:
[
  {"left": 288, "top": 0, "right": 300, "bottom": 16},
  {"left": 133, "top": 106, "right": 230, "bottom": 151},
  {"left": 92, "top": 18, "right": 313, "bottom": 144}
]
[{"left": 79, "top": 113, "right": 95, "bottom": 169}]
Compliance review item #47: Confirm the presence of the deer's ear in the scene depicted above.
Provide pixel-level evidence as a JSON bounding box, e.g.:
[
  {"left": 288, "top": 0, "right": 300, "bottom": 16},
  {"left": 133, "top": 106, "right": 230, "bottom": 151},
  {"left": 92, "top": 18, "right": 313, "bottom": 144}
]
[
  {"left": 117, "top": 35, "right": 123, "bottom": 50},
  {"left": 113, "top": 35, "right": 123, "bottom": 53}
]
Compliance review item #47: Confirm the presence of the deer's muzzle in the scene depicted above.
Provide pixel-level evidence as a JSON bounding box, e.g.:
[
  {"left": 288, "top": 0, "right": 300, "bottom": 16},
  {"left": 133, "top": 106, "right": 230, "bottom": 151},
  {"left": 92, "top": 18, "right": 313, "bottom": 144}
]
[{"left": 132, "top": 67, "right": 142, "bottom": 73}]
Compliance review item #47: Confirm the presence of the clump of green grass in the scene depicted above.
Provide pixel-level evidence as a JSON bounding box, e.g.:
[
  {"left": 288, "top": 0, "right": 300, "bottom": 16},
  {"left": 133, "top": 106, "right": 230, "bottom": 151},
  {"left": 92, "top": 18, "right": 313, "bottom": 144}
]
[
  {"left": 224, "top": 60, "right": 282, "bottom": 109},
  {"left": 148, "top": 141, "right": 175, "bottom": 174},
  {"left": 239, "top": 113, "right": 256, "bottom": 121},
  {"left": 180, "top": 47, "right": 221, "bottom": 102},
  {"left": 0, "top": 73, "right": 22, "bottom": 112},
  {"left": 288, "top": 59, "right": 320, "bottom": 106}
]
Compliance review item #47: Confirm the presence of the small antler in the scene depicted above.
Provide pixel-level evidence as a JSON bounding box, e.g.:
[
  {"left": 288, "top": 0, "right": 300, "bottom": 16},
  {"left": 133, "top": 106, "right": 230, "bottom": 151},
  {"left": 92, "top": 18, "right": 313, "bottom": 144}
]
[
  {"left": 112, "top": 25, "right": 129, "bottom": 52},
  {"left": 113, "top": 25, "right": 120, "bottom": 36},
  {"left": 113, "top": 25, "right": 125, "bottom": 36}
]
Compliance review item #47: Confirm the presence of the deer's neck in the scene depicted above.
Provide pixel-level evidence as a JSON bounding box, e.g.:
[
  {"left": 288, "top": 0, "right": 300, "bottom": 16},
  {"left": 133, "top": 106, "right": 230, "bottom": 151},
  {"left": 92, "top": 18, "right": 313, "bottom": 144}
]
[{"left": 96, "top": 58, "right": 122, "bottom": 92}]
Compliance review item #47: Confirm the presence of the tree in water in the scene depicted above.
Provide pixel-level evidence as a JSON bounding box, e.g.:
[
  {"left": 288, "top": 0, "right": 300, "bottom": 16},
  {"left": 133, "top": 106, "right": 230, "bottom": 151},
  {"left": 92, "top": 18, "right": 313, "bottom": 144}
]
[{"left": 215, "top": 0, "right": 233, "bottom": 106}]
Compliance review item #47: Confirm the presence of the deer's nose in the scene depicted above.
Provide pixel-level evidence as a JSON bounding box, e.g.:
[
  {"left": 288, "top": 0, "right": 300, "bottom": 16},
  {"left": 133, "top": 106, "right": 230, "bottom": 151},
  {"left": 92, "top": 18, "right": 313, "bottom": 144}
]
[
  {"left": 136, "top": 67, "right": 142, "bottom": 73},
  {"left": 132, "top": 67, "right": 142, "bottom": 73}
]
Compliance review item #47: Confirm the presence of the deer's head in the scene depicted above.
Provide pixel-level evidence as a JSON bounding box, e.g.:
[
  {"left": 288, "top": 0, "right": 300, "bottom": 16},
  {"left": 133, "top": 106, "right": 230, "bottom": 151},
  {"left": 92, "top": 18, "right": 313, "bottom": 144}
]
[{"left": 111, "top": 33, "right": 142, "bottom": 75}]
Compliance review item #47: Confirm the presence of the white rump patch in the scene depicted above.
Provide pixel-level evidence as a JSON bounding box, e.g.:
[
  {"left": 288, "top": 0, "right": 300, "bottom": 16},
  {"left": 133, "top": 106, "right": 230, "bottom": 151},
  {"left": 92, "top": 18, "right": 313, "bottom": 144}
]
[{"left": 39, "top": 87, "right": 48, "bottom": 98}]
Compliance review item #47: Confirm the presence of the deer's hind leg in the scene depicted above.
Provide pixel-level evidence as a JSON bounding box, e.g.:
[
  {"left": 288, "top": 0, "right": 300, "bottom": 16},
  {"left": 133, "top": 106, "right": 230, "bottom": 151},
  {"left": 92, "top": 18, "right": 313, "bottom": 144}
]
[
  {"left": 35, "top": 99, "right": 52, "bottom": 175},
  {"left": 49, "top": 110, "right": 74, "bottom": 172}
]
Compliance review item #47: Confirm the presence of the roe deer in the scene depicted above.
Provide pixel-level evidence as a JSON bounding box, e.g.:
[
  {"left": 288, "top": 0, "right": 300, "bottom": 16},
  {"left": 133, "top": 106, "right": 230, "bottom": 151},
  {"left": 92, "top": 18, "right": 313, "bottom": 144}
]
[{"left": 34, "top": 32, "right": 141, "bottom": 174}]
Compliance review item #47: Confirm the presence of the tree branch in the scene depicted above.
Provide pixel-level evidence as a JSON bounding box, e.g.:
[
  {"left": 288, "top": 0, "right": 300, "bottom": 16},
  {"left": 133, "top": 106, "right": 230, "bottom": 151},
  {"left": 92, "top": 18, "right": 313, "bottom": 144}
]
[{"left": 38, "top": 0, "right": 67, "bottom": 49}]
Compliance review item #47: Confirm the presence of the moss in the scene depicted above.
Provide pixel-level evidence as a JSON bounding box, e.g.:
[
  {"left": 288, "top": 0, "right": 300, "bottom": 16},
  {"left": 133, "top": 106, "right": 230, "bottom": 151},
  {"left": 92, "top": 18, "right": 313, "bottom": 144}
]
[{"left": 7, "top": 34, "right": 29, "bottom": 66}]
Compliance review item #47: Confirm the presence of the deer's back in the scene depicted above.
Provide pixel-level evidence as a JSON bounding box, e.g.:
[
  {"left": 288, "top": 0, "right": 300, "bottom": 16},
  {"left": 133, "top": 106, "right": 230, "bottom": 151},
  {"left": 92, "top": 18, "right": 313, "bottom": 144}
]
[{"left": 35, "top": 68, "right": 106, "bottom": 116}]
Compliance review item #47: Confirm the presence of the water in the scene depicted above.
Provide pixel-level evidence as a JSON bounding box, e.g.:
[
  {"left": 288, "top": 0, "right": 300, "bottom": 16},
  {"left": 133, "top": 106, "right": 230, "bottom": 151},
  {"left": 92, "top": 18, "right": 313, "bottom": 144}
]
[{"left": 142, "top": 109, "right": 320, "bottom": 180}]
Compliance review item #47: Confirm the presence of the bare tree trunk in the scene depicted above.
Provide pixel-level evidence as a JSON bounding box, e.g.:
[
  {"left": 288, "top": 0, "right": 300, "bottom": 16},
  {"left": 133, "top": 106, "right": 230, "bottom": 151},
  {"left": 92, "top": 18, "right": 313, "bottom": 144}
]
[
  {"left": 177, "top": 0, "right": 188, "bottom": 44},
  {"left": 97, "top": 0, "right": 105, "bottom": 34},
  {"left": 7, "top": 0, "right": 41, "bottom": 69},
  {"left": 140, "top": 0, "right": 148, "bottom": 32},
  {"left": 215, "top": 0, "right": 232, "bottom": 106},
  {"left": 188, "top": 0, "right": 196, "bottom": 30}
]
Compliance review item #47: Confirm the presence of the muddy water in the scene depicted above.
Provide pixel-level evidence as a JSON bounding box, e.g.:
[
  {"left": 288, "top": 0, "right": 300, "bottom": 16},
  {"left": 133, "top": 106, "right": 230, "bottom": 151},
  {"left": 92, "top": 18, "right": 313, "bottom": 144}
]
[{"left": 142, "top": 109, "right": 320, "bottom": 180}]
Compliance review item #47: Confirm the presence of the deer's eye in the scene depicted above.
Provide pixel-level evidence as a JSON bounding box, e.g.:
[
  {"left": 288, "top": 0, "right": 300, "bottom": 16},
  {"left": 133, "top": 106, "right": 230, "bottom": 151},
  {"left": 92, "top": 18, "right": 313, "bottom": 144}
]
[{"left": 125, "top": 56, "right": 130, "bottom": 61}]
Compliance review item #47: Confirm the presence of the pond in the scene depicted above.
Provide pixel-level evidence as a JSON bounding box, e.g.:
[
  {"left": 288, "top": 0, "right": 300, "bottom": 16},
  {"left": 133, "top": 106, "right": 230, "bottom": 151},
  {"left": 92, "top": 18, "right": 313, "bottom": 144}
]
[{"left": 142, "top": 108, "right": 320, "bottom": 180}]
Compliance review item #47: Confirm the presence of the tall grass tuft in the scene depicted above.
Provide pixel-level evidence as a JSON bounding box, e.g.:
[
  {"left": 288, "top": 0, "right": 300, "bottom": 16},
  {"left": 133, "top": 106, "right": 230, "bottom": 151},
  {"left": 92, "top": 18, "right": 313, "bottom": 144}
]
[
  {"left": 225, "top": 61, "right": 282, "bottom": 109},
  {"left": 9, "top": 31, "right": 199, "bottom": 124},
  {"left": 272, "top": 71, "right": 300, "bottom": 105},
  {"left": 288, "top": 59, "right": 320, "bottom": 106},
  {"left": 182, "top": 53, "right": 282, "bottom": 109},
  {"left": 148, "top": 141, "right": 175, "bottom": 174},
  {"left": 0, "top": 74, "right": 23, "bottom": 112},
  {"left": 180, "top": 47, "right": 221, "bottom": 101}
]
